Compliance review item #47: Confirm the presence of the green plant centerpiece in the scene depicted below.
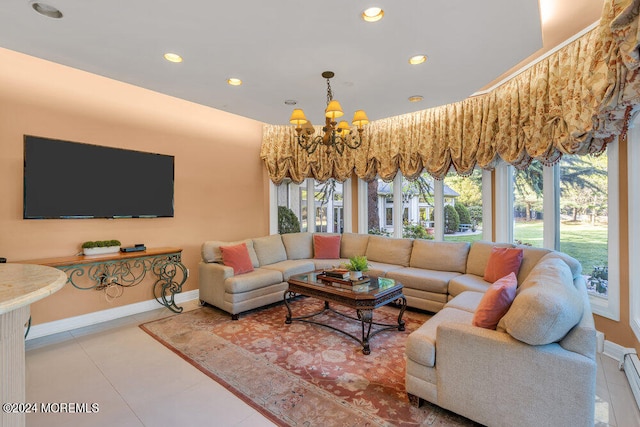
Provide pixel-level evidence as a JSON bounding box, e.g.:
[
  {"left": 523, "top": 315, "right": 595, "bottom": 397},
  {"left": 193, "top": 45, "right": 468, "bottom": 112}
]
[
  {"left": 82, "top": 240, "right": 121, "bottom": 256},
  {"left": 343, "top": 255, "right": 369, "bottom": 280}
]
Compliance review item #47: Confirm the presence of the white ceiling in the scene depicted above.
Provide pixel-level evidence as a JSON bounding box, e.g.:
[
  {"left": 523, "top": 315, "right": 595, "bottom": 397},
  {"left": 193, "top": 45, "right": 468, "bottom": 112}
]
[{"left": 1, "top": 1, "right": 552, "bottom": 125}]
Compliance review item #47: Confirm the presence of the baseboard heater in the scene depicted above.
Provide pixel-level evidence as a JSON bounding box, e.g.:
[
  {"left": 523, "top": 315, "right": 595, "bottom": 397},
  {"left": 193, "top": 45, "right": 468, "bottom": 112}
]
[{"left": 621, "top": 348, "right": 640, "bottom": 410}]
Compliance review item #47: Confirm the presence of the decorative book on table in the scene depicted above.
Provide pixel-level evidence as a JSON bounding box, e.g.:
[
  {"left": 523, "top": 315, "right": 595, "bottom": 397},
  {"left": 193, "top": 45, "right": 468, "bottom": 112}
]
[
  {"left": 317, "top": 274, "right": 371, "bottom": 287},
  {"left": 322, "top": 269, "right": 350, "bottom": 279}
]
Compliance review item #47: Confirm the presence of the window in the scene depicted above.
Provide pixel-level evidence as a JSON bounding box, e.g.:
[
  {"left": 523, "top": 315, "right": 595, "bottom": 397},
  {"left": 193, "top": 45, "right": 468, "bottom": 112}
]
[
  {"left": 271, "top": 178, "right": 349, "bottom": 234},
  {"left": 444, "top": 168, "right": 484, "bottom": 244},
  {"left": 314, "top": 180, "right": 343, "bottom": 232},
  {"left": 275, "top": 178, "right": 307, "bottom": 232},
  {"left": 513, "top": 160, "right": 544, "bottom": 247},
  {"left": 559, "top": 153, "right": 608, "bottom": 299},
  {"left": 494, "top": 144, "right": 619, "bottom": 321},
  {"left": 362, "top": 169, "right": 490, "bottom": 241}
]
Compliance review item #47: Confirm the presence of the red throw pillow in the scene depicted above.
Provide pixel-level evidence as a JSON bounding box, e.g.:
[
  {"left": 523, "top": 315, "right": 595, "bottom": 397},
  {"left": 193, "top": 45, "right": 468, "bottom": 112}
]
[
  {"left": 484, "top": 247, "right": 524, "bottom": 283},
  {"left": 472, "top": 272, "right": 518, "bottom": 329},
  {"left": 313, "top": 235, "right": 341, "bottom": 259},
  {"left": 220, "top": 243, "right": 254, "bottom": 275}
]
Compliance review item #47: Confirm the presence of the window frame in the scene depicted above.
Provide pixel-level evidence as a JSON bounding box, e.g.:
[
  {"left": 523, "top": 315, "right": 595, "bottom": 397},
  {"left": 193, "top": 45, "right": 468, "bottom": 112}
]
[{"left": 628, "top": 115, "right": 640, "bottom": 340}]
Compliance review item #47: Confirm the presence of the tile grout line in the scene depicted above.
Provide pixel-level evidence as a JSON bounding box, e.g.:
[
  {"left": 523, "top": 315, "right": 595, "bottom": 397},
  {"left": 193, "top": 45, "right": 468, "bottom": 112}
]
[{"left": 71, "top": 323, "right": 147, "bottom": 426}]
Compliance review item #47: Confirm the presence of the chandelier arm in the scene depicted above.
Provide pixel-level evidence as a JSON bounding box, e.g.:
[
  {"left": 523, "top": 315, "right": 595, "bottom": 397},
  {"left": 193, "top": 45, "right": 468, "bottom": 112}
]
[
  {"left": 343, "top": 134, "right": 363, "bottom": 149},
  {"left": 297, "top": 134, "right": 323, "bottom": 154}
]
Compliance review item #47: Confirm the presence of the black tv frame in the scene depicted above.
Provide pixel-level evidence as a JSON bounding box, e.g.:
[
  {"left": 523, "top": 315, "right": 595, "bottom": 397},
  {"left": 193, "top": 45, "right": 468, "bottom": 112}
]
[{"left": 23, "top": 135, "right": 175, "bottom": 219}]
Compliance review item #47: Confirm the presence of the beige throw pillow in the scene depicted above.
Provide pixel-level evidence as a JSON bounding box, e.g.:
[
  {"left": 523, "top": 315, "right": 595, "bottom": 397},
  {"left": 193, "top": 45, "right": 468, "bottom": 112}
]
[{"left": 498, "top": 257, "right": 583, "bottom": 346}]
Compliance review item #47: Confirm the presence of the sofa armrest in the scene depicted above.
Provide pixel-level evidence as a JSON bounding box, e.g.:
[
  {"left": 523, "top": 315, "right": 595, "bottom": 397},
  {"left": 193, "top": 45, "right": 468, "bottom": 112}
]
[
  {"left": 198, "top": 262, "right": 234, "bottom": 309},
  {"left": 436, "top": 322, "right": 596, "bottom": 427}
]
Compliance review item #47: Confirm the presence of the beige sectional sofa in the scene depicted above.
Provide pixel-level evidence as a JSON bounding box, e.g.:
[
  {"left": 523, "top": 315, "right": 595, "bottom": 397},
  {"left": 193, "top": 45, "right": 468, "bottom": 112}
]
[{"left": 199, "top": 232, "right": 596, "bottom": 426}]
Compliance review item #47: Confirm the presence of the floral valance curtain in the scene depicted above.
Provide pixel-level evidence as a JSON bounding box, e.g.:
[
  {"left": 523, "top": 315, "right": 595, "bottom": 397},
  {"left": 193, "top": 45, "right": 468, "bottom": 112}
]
[{"left": 261, "top": 0, "right": 640, "bottom": 184}]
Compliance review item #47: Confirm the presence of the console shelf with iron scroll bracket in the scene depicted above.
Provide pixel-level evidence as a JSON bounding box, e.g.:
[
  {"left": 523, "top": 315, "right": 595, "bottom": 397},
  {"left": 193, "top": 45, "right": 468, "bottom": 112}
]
[{"left": 21, "top": 247, "right": 188, "bottom": 313}]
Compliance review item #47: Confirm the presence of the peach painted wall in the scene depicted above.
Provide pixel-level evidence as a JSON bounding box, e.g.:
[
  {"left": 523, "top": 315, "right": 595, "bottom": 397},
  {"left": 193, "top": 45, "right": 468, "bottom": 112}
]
[{"left": 0, "top": 48, "right": 269, "bottom": 325}]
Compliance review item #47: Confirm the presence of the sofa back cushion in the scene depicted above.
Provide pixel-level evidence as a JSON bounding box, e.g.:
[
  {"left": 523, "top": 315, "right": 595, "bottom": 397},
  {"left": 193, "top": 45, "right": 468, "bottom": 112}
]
[
  {"left": 541, "top": 251, "right": 582, "bottom": 279},
  {"left": 516, "top": 245, "right": 551, "bottom": 283},
  {"left": 281, "top": 232, "right": 313, "bottom": 260},
  {"left": 252, "top": 234, "right": 287, "bottom": 266},
  {"left": 313, "top": 234, "right": 341, "bottom": 259},
  {"left": 365, "top": 236, "right": 413, "bottom": 267},
  {"left": 409, "top": 240, "right": 469, "bottom": 273},
  {"left": 466, "top": 241, "right": 514, "bottom": 277},
  {"left": 498, "top": 257, "right": 584, "bottom": 345},
  {"left": 202, "top": 239, "right": 259, "bottom": 268},
  {"left": 340, "top": 233, "right": 369, "bottom": 259}
]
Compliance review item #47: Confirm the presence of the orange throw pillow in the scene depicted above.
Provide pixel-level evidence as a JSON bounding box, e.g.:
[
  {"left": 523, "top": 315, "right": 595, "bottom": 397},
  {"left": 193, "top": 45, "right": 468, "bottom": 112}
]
[
  {"left": 220, "top": 243, "right": 254, "bottom": 275},
  {"left": 484, "top": 247, "right": 524, "bottom": 283},
  {"left": 472, "top": 272, "right": 517, "bottom": 329},
  {"left": 313, "top": 235, "right": 341, "bottom": 259}
]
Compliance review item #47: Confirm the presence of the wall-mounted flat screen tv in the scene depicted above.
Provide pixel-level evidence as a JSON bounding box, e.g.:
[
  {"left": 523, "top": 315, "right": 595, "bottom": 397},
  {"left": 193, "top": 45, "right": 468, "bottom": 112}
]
[{"left": 23, "top": 136, "right": 174, "bottom": 219}]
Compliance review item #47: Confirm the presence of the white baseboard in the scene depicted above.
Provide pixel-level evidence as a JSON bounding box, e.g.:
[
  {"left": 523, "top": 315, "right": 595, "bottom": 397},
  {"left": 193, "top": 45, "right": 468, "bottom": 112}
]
[
  {"left": 26, "top": 290, "right": 200, "bottom": 340},
  {"left": 603, "top": 338, "right": 629, "bottom": 363}
]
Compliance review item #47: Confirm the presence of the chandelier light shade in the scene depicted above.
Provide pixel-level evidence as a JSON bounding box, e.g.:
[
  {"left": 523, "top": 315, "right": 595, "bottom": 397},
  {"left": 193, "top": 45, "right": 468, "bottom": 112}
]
[{"left": 290, "top": 71, "right": 368, "bottom": 155}]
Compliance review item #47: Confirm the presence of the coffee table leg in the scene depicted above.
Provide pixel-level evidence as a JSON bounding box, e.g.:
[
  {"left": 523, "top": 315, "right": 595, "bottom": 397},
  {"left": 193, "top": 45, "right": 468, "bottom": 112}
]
[
  {"left": 397, "top": 296, "right": 407, "bottom": 331},
  {"left": 284, "top": 290, "right": 295, "bottom": 324},
  {"left": 358, "top": 309, "right": 373, "bottom": 355}
]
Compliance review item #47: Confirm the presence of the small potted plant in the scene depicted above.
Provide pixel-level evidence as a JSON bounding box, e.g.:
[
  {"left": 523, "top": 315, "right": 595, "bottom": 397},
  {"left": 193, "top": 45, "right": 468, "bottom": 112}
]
[
  {"left": 82, "top": 240, "right": 121, "bottom": 256},
  {"left": 344, "top": 255, "right": 369, "bottom": 280}
]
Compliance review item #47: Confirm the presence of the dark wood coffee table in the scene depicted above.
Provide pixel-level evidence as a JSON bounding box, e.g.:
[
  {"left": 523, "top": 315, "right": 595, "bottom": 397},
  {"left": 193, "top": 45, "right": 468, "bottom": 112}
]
[{"left": 284, "top": 271, "right": 407, "bottom": 355}]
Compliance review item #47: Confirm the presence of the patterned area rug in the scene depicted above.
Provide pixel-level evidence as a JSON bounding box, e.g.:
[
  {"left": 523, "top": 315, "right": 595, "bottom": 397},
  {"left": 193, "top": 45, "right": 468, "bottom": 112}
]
[{"left": 140, "top": 298, "right": 479, "bottom": 427}]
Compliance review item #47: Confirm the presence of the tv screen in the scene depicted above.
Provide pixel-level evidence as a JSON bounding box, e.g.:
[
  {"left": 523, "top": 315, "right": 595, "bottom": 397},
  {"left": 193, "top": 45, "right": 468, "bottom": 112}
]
[{"left": 23, "top": 136, "right": 174, "bottom": 219}]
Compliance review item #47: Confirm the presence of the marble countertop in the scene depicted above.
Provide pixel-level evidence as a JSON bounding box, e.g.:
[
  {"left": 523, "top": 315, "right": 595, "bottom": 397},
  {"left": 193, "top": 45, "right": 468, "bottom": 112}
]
[{"left": 0, "top": 264, "right": 67, "bottom": 315}]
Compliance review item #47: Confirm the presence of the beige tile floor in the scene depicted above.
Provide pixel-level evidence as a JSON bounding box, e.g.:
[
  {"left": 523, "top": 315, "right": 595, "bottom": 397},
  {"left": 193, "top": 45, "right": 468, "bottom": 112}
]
[{"left": 24, "top": 304, "right": 640, "bottom": 427}]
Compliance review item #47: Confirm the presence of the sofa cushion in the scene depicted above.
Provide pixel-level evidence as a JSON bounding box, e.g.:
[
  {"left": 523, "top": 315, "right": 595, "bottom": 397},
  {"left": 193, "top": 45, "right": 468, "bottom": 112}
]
[
  {"left": 252, "top": 235, "right": 287, "bottom": 266},
  {"left": 202, "top": 239, "right": 259, "bottom": 268},
  {"left": 340, "top": 233, "right": 369, "bottom": 259},
  {"left": 261, "top": 259, "right": 315, "bottom": 281},
  {"left": 516, "top": 245, "right": 551, "bottom": 283},
  {"left": 483, "top": 247, "right": 523, "bottom": 283},
  {"left": 386, "top": 267, "right": 460, "bottom": 294},
  {"left": 366, "top": 261, "right": 404, "bottom": 278},
  {"left": 220, "top": 243, "right": 254, "bottom": 275},
  {"left": 445, "top": 291, "right": 484, "bottom": 313},
  {"left": 498, "top": 258, "right": 584, "bottom": 345},
  {"left": 465, "top": 241, "right": 514, "bottom": 277},
  {"left": 313, "top": 234, "right": 341, "bottom": 259},
  {"left": 472, "top": 272, "right": 517, "bottom": 329},
  {"left": 410, "top": 240, "right": 469, "bottom": 274},
  {"left": 366, "top": 236, "right": 413, "bottom": 267},
  {"left": 448, "top": 274, "right": 491, "bottom": 297},
  {"left": 405, "top": 307, "right": 473, "bottom": 367},
  {"left": 281, "top": 232, "right": 313, "bottom": 260},
  {"left": 224, "top": 268, "right": 284, "bottom": 294}
]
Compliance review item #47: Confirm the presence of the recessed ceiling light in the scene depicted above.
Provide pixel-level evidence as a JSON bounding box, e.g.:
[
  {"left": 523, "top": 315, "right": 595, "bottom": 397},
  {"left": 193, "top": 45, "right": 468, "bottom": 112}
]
[
  {"left": 227, "top": 78, "right": 242, "bottom": 86},
  {"left": 409, "top": 55, "right": 428, "bottom": 65},
  {"left": 362, "top": 7, "right": 384, "bottom": 22},
  {"left": 408, "top": 95, "right": 424, "bottom": 103},
  {"left": 163, "top": 53, "right": 183, "bottom": 63},
  {"left": 30, "top": 2, "right": 63, "bottom": 19}
]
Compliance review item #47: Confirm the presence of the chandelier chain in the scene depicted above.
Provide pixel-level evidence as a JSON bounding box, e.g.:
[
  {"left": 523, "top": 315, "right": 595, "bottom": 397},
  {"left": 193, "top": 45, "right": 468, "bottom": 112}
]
[{"left": 326, "top": 77, "right": 333, "bottom": 106}]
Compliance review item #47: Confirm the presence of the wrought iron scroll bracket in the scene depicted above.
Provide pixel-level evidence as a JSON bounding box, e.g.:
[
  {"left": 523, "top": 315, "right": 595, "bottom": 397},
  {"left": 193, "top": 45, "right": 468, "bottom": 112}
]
[{"left": 57, "top": 252, "right": 187, "bottom": 313}]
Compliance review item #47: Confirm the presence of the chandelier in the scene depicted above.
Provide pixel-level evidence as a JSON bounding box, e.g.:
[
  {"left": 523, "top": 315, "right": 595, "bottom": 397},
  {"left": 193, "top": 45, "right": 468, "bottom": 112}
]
[{"left": 289, "top": 71, "right": 369, "bottom": 155}]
